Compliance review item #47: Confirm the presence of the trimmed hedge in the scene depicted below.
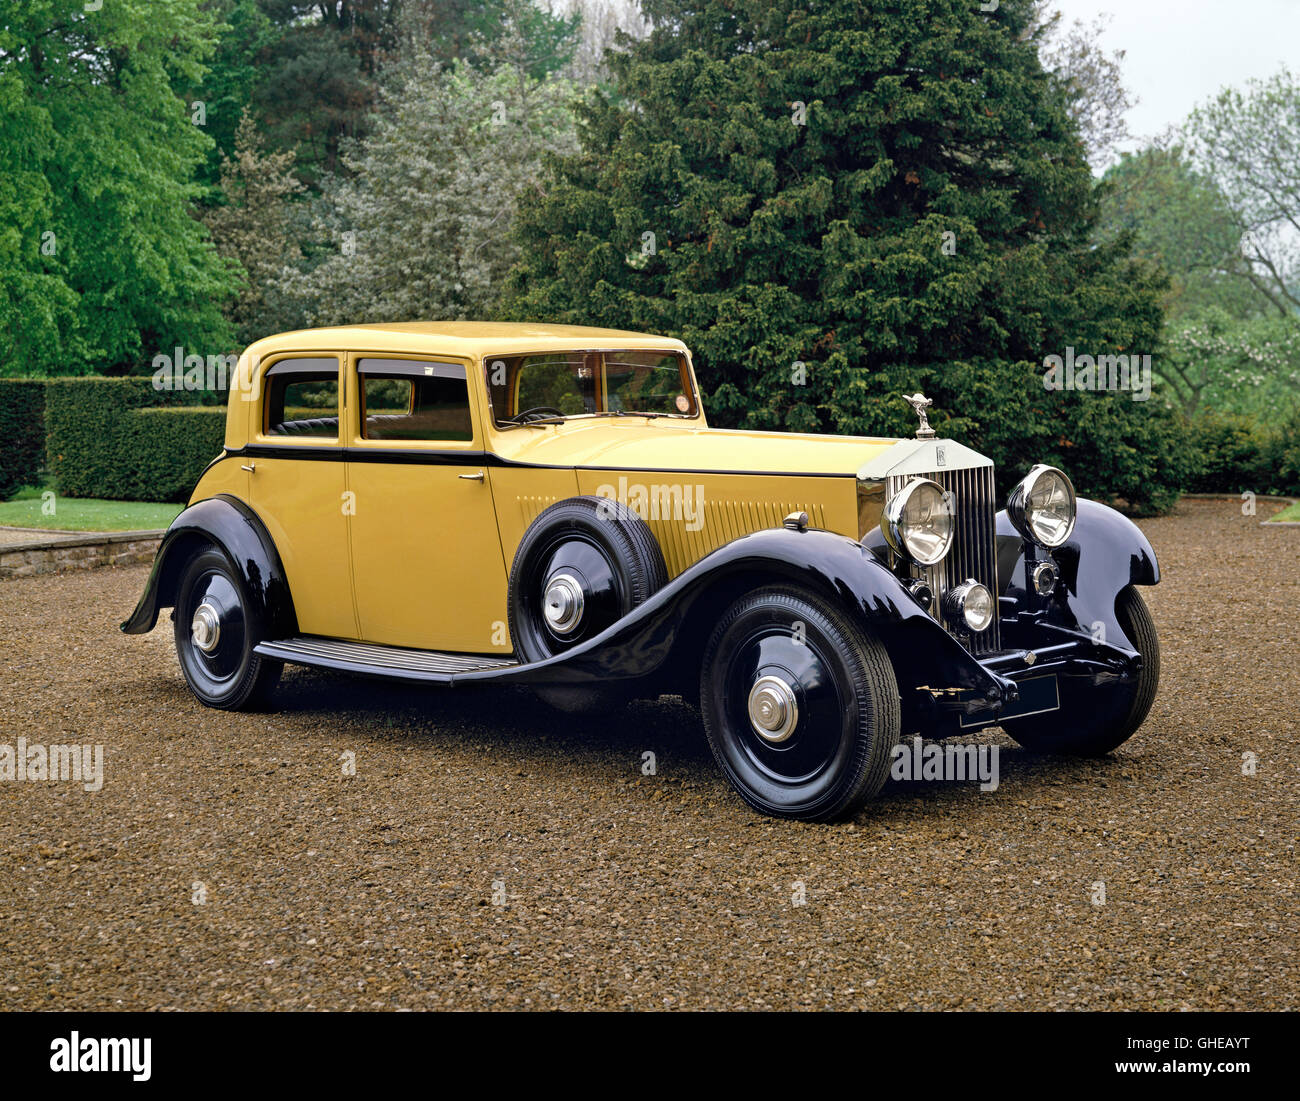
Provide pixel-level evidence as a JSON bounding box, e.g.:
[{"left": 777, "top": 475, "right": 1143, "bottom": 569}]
[
  {"left": 1186, "top": 408, "right": 1300, "bottom": 497},
  {"left": 45, "top": 379, "right": 226, "bottom": 502},
  {"left": 127, "top": 408, "right": 228, "bottom": 500},
  {"left": 0, "top": 379, "right": 47, "bottom": 499},
  {"left": 1261, "top": 408, "right": 1300, "bottom": 496},
  {"left": 1184, "top": 411, "right": 1271, "bottom": 494}
]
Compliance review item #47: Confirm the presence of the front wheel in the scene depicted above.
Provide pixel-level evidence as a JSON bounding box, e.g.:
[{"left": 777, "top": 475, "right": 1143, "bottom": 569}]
[
  {"left": 1003, "top": 585, "right": 1159, "bottom": 755},
  {"left": 173, "top": 545, "right": 281, "bottom": 710},
  {"left": 700, "top": 586, "right": 901, "bottom": 821},
  {"left": 508, "top": 496, "right": 667, "bottom": 713}
]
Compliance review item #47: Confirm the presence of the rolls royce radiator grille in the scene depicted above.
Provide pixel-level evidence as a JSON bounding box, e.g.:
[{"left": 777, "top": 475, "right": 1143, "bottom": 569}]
[{"left": 887, "top": 464, "right": 1001, "bottom": 654}]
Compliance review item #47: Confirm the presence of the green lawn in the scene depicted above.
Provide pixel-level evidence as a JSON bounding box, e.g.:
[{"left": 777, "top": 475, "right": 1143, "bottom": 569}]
[
  {"left": 1267, "top": 501, "right": 1300, "bottom": 523},
  {"left": 0, "top": 487, "right": 182, "bottom": 532}
]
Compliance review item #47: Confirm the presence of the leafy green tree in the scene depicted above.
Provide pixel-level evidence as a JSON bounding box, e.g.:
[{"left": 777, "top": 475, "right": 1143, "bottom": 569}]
[
  {"left": 0, "top": 58, "right": 77, "bottom": 373},
  {"left": 1099, "top": 145, "right": 1258, "bottom": 322},
  {"left": 0, "top": 0, "right": 236, "bottom": 376},
  {"left": 1099, "top": 82, "right": 1300, "bottom": 418},
  {"left": 502, "top": 0, "right": 1190, "bottom": 511},
  {"left": 251, "top": 1, "right": 390, "bottom": 186},
  {"left": 1187, "top": 67, "right": 1300, "bottom": 317},
  {"left": 181, "top": 0, "right": 285, "bottom": 188},
  {"left": 400, "top": 0, "right": 580, "bottom": 80}
]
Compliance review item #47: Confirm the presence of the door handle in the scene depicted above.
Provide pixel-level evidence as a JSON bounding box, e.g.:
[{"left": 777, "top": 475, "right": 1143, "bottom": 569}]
[
  {"left": 458, "top": 471, "right": 485, "bottom": 481},
  {"left": 241, "top": 463, "right": 256, "bottom": 473}
]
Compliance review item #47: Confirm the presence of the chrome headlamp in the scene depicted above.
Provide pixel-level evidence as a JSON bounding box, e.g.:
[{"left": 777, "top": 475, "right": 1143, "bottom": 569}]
[
  {"left": 882, "top": 478, "right": 954, "bottom": 566},
  {"left": 943, "top": 579, "right": 995, "bottom": 633},
  {"left": 1007, "top": 465, "right": 1076, "bottom": 548}
]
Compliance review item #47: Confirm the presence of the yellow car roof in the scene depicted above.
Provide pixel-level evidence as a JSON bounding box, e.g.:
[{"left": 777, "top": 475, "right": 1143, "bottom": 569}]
[{"left": 244, "top": 322, "right": 689, "bottom": 359}]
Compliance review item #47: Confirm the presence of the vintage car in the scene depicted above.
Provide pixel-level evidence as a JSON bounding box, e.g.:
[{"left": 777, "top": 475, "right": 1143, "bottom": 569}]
[{"left": 123, "top": 322, "right": 1160, "bottom": 821}]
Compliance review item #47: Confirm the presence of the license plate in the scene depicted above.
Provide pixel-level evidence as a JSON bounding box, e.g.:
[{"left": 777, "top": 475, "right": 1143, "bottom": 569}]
[{"left": 961, "top": 674, "right": 1059, "bottom": 729}]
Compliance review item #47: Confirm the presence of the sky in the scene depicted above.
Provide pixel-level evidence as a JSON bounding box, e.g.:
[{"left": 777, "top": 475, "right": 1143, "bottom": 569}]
[{"left": 1049, "top": 0, "right": 1300, "bottom": 146}]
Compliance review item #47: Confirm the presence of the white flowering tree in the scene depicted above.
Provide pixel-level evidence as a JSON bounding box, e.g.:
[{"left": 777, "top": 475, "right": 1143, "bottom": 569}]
[
  {"left": 292, "top": 38, "right": 578, "bottom": 325},
  {"left": 1160, "top": 310, "right": 1300, "bottom": 416},
  {"left": 554, "top": 0, "right": 650, "bottom": 85}
]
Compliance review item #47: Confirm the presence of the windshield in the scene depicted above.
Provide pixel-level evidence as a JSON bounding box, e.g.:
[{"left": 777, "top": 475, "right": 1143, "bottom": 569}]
[{"left": 484, "top": 350, "right": 697, "bottom": 426}]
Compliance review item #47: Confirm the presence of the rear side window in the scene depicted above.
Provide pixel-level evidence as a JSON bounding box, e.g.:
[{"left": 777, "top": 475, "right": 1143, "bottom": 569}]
[
  {"left": 359, "top": 359, "right": 473, "bottom": 442},
  {"left": 264, "top": 357, "right": 339, "bottom": 439}
]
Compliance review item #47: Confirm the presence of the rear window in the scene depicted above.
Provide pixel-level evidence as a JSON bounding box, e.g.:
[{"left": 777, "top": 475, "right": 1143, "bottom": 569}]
[{"left": 263, "top": 358, "right": 339, "bottom": 439}]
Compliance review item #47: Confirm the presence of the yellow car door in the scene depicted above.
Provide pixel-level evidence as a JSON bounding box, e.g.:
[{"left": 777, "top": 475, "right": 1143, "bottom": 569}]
[
  {"left": 247, "top": 354, "right": 358, "bottom": 640},
  {"left": 344, "top": 354, "right": 511, "bottom": 653}
]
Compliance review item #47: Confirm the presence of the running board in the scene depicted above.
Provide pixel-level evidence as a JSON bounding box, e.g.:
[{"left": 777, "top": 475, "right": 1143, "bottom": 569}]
[{"left": 254, "top": 636, "right": 520, "bottom": 684}]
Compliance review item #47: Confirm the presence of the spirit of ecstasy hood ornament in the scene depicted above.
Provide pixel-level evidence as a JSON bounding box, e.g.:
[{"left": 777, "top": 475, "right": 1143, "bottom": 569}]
[{"left": 903, "top": 393, "right": 936, "bottom": 440}]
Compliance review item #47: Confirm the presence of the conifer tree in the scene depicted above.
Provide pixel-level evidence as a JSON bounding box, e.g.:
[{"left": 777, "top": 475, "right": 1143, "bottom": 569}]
[{"left": 503, "top": 0, "right": 1190, "bottom": 510}]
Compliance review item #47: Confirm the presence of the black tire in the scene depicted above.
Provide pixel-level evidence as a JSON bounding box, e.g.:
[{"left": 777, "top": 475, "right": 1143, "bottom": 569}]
[
  {"left": 173, "top": 545, "right": 282, "bottom": 711},
  {"left": 700, "top": 586, "right": 901, "bottom": 821},
  {"left": 508, "top": 496, "right": 668, "bottom": 712},
  {"left": 1003, "top": 585, "right": 1159, "bottom": 756}
]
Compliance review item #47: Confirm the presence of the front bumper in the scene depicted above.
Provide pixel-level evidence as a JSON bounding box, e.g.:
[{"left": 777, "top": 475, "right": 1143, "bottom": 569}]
[{"left": 914, "top": 610, "right": 1144, "bottom": 734}]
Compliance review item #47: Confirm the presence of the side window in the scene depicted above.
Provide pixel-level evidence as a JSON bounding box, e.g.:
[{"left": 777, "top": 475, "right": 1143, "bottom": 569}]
[
  {"left": 359, "top": 359, "right": 473, "bottom": 442},
  {"left": 263, "top": 358, "right": 339, "bottom": 439}
]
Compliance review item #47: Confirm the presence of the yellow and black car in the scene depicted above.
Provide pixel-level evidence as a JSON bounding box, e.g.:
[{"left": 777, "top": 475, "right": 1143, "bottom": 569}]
[{"left": 124, "top": 322, "right": 1160, "bottom": 821}]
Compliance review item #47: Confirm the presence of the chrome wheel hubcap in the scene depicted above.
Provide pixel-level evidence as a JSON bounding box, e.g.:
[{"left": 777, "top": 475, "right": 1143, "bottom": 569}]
[
  {"left": 543, "top": 573, "right": 585, "bottom": 634},
  {"left": 747, "top": 675, "right": 799, "bottom": 743},
  {"left": 191, "top": 602, "right": 222, "bottom": 653}
]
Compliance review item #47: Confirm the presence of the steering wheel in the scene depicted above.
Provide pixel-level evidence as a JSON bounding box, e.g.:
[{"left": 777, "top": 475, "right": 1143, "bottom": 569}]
[{"left": 511, "top": 406, "right": 566, "bottom": 423}]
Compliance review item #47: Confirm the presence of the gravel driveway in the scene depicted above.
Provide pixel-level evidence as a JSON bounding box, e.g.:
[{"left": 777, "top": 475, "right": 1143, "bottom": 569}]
[{"left": 1, "top": 498, "right": 1295, "bottom": 1010}]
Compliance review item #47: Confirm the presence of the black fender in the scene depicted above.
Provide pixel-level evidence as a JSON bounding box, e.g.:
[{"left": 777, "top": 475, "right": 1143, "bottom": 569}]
[
  {"left": 120, "top": 494, "right": 297, "bottom": 637},
  {"left": 996, "top": 498, "right": 1159, "bottom": 656},
  {"left": 488, "top": 526, "right": 1006, "bottom": 709}
]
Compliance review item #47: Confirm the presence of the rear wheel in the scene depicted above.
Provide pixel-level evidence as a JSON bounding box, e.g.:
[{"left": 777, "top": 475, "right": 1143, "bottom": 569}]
[
  {"left": 508, "top": 496, "right": 668, "bottom": 712},
  {"left": 173, "top": 545, "right": 281, "bottom": 710},
  {"left": 1003, "top": 585, "right": 1159, "bottom": 755},
  {"left": 700, "top": 586, "right": 900, "bottom": 821}
]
